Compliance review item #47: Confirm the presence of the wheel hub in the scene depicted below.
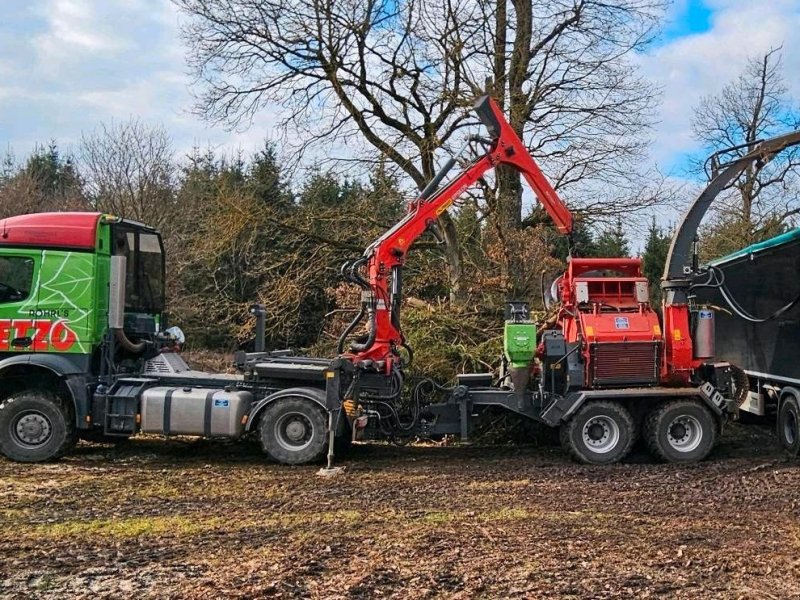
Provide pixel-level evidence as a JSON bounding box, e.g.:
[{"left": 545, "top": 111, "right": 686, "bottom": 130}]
[
  {"left": 588, "top": 423, "right": 606, "bottom": 441},
  {"left": 284, "top": 419, "right": 307, "bottom": 442},
  {"left": 666, "top": 415, "right": 702, "bottom": 453},
  {"left": 582, "top": 415, "right": 620, "bottom": 454},
  {"left": 671, "top": 423, "right": 687, "bottom": 439},
  {"left": 14, "top": 412, "right": 52, "bottom": 447},
  {"left": 274, "top": 412, "right": 314, "bottom": 451}
]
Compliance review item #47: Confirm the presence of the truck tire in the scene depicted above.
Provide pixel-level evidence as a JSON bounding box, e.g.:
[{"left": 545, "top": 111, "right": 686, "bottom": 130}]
[
  {"left": 560, "top": 401, "right": 636, "bottom": 465},
  {"left": 0, "top": 390, "right": 77, "bottom": 462},
  {"left": 644, "top": 399, "right": 717, "bottom": 463},
  {"left": 778, "top": 395, "right": 800, "bottom": 456},
  {"left": 259, "top": 397, "right": 327, "bottom": 465}
]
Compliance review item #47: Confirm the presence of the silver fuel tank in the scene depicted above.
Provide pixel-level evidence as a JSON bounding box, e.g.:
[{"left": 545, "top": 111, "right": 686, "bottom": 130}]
[{"left": 140, "top": 387, "right": 253, "bottom": 438}]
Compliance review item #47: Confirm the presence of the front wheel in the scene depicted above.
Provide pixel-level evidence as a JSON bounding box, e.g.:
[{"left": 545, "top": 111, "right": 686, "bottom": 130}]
[
  {"left": 258, "top": 397, "right": 328, "bottom": 465},
  {"left": 645, "top": 399, "right": 717, "bottom": 463},
  {"left": 0, "top": 390, "right": 76, "bottom": 462},
  {"left": 560, "top": 401, "right": 636, "bottom": 465},
  {"left": 778, "top": 395, "right": 800, "bottom": 456}
]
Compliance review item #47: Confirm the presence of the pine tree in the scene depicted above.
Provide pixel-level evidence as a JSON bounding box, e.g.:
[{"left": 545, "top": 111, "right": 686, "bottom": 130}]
[
  {"left": 595, "top": 217, "right": 631, "bottom": 258},
  {"left": 24, "top": 142, "right": 82, "bottom": 200},
  {"left": 523, "top": 206, "right": 596, "bottom": 261},
  {"left": 299, "top": 168, "right": 344, "bottom": 208},
  {"left": 641, "top": 217, "right": 672, "bottom": 303},
  {"left": 249, "top": 142, "right": 293, "bottom": 210}
]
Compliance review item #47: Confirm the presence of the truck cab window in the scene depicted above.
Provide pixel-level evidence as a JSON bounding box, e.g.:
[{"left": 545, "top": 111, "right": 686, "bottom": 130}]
[
  {"left": 113, "top": 228, "right": 165, "bottom": 314},
  {"left": 0, "top": 256, "right": 33, "bottom": 303}
]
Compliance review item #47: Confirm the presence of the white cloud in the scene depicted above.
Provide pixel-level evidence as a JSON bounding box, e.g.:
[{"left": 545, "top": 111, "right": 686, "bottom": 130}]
[
  {"left": 33, "top": 0, "right": 128, "bottom": 67},
  {"left": 639, "top": 0, "right": 800, "bottom": 172},
  {"left": 2, "top": 0, "right": 799, "bottom": 214}
]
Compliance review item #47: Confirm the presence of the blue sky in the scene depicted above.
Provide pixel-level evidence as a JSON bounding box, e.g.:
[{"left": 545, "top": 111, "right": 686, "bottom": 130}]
[
  {"left": 1, "top": 0, "right": 799, "bottom": 189},
  {"left": 663, "top": 0, "right": 713, "bottom": 39}
]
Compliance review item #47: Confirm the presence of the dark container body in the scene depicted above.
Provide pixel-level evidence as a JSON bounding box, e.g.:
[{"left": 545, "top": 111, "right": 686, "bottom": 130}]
[{"left": 694, "top": 229, "right": 800, "bottom": 381}]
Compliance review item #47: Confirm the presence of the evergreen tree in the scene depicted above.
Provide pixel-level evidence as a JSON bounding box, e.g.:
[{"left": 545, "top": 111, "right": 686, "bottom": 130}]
[
  {"left": 299, "top": 168, "right": 344, "bottom": 208},
  {"left": 0, "top": 151, "right": 16, "bottom": 188},
  {"left": 524, "top": 206, "right": 597, "bottom": 261},
  {"left": 249, "top": 142, "right": 293, "bottom": 209},
  {"left": 641, "top": 217, "right": 671, "bottom": 304},
  {"left": 553, "top": 217, "right": 597, "bottom": 261},
  {"left": 23, "top": 143, "right": 82, "bottom": 200},
  {"left": 594, "top": 217, "right": 631, "bottom": 258}
]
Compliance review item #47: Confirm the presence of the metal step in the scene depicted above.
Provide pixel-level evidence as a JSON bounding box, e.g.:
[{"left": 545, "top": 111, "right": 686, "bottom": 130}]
[{"left": 103, "top": 378, "right": 155, "bottom": 436}]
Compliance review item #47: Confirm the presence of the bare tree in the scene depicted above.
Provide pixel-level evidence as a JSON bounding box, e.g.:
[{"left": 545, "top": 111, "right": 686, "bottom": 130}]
[
  {"left": 79, "top": 119, "right": 177, "bottom": 229},
  {"left": 175, "top": 0, "right": 665, "bottom": 297},
  {"left": 692, "top": 48, "right": 800, "bottom": 245}
]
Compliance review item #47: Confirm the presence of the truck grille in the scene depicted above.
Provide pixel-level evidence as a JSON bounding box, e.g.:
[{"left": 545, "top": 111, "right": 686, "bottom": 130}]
[{"left": 590, "top": 342, "right": 660, "bottom": 387}]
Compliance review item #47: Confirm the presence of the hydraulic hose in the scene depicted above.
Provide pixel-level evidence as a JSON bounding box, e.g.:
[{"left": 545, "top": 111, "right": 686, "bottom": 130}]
[
  {"left": 692, "top": 266, "right": 800, "bottom": 323},
  {"left": 337, "top": 304, "right": 366, "bottom": 354},
  {"left": 114, "top": 328, "right": 146, "bottom": 354},
  {"left": 349, "top": 306, "right": 377, "bottom": 353}
]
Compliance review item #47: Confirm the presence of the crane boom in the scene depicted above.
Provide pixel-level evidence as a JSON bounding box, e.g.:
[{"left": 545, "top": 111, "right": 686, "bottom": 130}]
[{"left": 339, "top": 96, "right": 573, "bottom": 371}]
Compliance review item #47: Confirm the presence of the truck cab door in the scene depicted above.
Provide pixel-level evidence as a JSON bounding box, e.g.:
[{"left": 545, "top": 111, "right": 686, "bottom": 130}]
[
  {"left": 32, "top": 250, "right": 97, "bottom": 354},
  {"left": 0, "top": 250, "right": 41, "bottom": 353}
]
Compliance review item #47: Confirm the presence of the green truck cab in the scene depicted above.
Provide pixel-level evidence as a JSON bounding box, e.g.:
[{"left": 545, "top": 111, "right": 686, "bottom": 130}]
[{"left": 0, "top": 212, "right": 165, "bottom": 461}]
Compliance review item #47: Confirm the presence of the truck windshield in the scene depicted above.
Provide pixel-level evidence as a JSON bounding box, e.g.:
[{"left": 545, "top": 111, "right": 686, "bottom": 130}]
[{"left": 114, "top": 227, "right": 165, "bottom": 314}]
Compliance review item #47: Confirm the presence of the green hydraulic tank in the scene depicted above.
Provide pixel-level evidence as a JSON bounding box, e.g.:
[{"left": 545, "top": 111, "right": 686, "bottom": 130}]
[{"left": 504, "top": 321, "right": 537, "bottom": 368}]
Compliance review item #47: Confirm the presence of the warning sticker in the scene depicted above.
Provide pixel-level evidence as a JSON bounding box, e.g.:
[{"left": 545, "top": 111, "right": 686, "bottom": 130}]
[{"left": 614, "top": 317, "right": 630, "bottom": 329}]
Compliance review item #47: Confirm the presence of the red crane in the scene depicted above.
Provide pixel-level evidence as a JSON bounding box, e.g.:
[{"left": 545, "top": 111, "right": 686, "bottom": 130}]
[{"left": 338, "top": 96, "right": 573, "bottom": 371}]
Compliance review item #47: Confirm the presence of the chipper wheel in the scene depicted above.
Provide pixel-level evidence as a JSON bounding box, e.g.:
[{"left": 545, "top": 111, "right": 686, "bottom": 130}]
[
  {"left": 644, "top": 399, "right": 717, "bottom": 463},
  {"left": 258, "top": 397, "right": 328, "bottom": 465},
  {"left": 560, "top": 401, "right": 636, "bottom": 465},
  {"left": 0, "top": 389, "right": 77, "bottom": 462}
]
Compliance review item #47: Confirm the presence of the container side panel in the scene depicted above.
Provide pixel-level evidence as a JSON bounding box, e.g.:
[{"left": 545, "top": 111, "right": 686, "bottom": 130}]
[{"left": 696, "top": 238, "right": 800, "bottom": 380}]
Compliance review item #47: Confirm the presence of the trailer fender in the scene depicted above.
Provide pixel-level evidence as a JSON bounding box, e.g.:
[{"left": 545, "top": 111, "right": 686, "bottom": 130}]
[
  {"left": 541, "top": 387, "right": 727, "bottom": 428},
  {"left": 246, "top": 387, "right": 328, "bottom": 433},
  {"left": 778, "top": 386, "right": 800, "bottom": 423},
  {"left": 778, "top": 386, "right": 800, "bottom": 404}
]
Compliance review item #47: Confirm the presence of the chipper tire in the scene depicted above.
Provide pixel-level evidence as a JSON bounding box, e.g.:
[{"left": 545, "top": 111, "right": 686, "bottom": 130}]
[
  {"left": 777, "top": 395, "right": 800, "bottom": 456},
  {"left": 644, "top": 399, "right": 717, "bottom": 463},
  {"left": 560, "top": 401, "right": 635, "bottom": 465},
  {"left": 259, "top": 397, "right": 328, "bottom": 465},
  {"left": 0, "top": 390, "right": 76, "bottom": 463}
]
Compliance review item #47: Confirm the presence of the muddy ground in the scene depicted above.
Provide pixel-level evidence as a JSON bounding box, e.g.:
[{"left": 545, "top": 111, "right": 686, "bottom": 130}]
[{"left": 0, "top": 423, "right": 798, "bottom": 599}]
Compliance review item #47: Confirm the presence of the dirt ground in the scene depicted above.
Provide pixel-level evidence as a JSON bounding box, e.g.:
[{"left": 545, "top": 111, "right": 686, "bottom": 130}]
[{"left": 1, "top": 423, "right": 798, "bottom": 600}]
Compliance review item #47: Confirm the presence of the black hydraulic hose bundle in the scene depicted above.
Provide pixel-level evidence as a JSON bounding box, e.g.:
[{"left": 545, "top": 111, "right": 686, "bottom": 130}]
[
  {"left": 337, "top": 304, "right": 366, "bottom": 354},
  {"left": 348, "top": 306, "right": 377, "bottom": 353},
  {"left": 337, "top": 257, "right": 375, "bottom": 354},
  {"left": 691, "top": 265, "right": 800, "bottom": 323}
]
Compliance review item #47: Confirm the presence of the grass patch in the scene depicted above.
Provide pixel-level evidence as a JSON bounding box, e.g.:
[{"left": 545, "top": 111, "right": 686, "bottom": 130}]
[
  {"left": 420, "top": 511, "right": 457, "bottom": 524},
  {"left": 263, "top": 509, "right": 362, "bottom": 528},
  {"left": 33, "top": 515, "right": 222, "bottom": 539},
  {"left": 466, "top": 479, "right": 532, "bottom": 491},
  {"left": 480, "top": 507, "right": 532, "bottom": 521}
]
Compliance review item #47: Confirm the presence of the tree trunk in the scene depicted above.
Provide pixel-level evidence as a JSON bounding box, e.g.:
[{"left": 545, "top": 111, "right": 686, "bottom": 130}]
[
  {"left": 438, "top": 213, "right": 464, "bottom": 304},
  {"left": 489, "top": 0, "right": 532, "bottom": 297},
  {"left": 419, "top": 145, "right": 465, "bottom": 305}
]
